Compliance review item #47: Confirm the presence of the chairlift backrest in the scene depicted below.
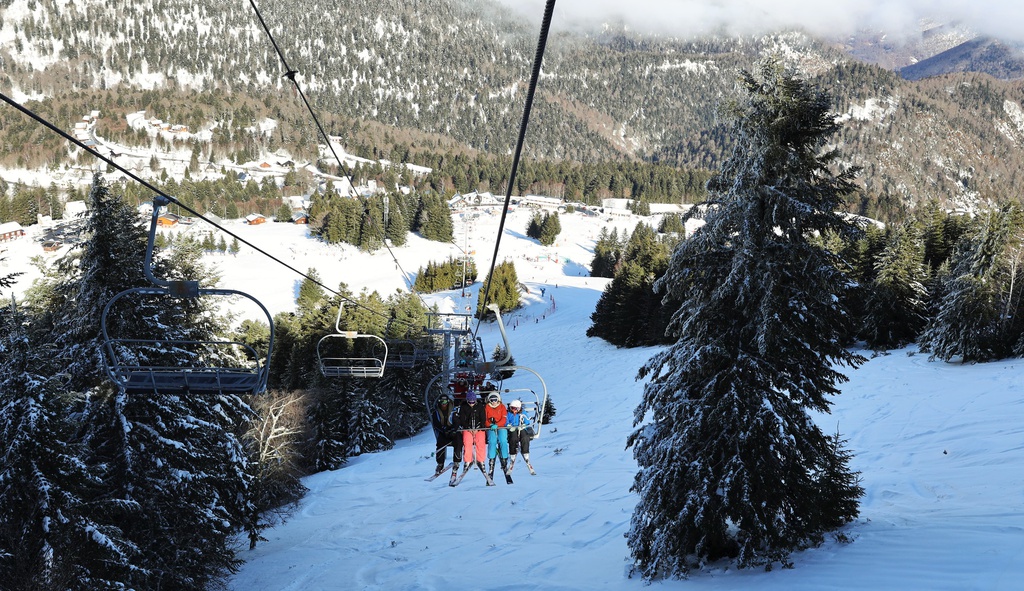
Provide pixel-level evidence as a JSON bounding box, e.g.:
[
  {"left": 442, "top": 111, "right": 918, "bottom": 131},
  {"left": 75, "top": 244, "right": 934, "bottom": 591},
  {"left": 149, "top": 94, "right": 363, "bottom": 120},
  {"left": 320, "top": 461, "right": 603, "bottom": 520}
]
[
  {"left": 316, "top": 301, "right": 388, "bottom": 378},
  {"left": 101, "top": 196, "right": 275, "bottom": 396}
]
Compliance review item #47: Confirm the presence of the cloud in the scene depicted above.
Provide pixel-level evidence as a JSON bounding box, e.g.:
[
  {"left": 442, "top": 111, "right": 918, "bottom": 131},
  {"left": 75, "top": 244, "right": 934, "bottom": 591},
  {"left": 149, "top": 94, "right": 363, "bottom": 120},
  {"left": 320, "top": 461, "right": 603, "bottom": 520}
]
[{"left": 498, "top": 0, "right": 1024, "bottom": 44}]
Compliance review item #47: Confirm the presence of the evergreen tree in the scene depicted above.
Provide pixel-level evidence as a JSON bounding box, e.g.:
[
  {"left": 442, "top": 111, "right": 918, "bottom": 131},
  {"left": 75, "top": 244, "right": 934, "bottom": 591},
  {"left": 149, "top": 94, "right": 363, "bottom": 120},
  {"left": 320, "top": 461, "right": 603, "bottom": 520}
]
[
  {"left": 526, "top": 211, "right": 544, "bottom": 240},
  {"left": 919, "top": 207, "right": 1024, "bottom": 361},
  {"left": 490, "top": 344, "right": 516, "bottom": 381},
  {"left": 587, "top": 260, "right": 674, "bottom": 347},
  {"left": 659, "top": 213, "right": 685, "bottom": 236},
  {"left": 859, "top": 222, "right": 930, "bottom": 349},
  {"left": 297, "top": 268, "right": 327, "bottom": 314},
  {"left": 304, "top": 384, "right": 351, "bottom": 472},
  {"left": 276, "top": 202, "right": 294, "bottom": 222},
  {"left": 416, "top": 194, "right": 454, "bottom": 242},
  {"left": 590, "top": 227, "right": 622, "bottom": 278},
  {"left": 476, "top": 260, "right": 520, "bottom": 317},
  {"left": 30, "top": 177, "right": 254, "bottom": 589},
  {"left": 384, "top": 193, "right": 409, "bottom": 247},
  {"left": 628, "top": 60, "right": 865, "bottom": 578},
  {"left": 347, "top": 386, "right": 393, "bottom": 454},
  {"left": 539, "top": 211, "right": 562, "bottom": 246},
  {"left": 0, "top": 303, "right": 133, "bottom": 590},
  {"left": 29, "top": 176, "right": 152, "bottom": 391},
  {"left": 0, "top": 260, "right": 21, "bottom": 295},
  {"left": 588, "top": 222, "right": 675, "bottom": 347}
]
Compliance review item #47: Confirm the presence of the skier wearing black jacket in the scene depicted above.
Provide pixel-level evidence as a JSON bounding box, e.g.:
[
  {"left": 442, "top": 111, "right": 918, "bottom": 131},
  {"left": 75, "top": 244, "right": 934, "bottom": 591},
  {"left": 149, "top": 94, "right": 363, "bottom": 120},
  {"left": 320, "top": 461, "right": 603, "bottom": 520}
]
[
  {"left": 430, "top": 394, "right": 460, "bottom": 476},
  {"left": 455, "top": 391, "right": 488, "bottom": 472}
]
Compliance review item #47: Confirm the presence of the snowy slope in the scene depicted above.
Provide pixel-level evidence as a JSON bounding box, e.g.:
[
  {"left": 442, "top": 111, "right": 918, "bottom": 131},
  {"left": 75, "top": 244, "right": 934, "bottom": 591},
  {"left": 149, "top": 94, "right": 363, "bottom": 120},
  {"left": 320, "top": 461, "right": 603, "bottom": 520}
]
[{"left": 5, "top": 205, "right": 1024, "bottom": 590}]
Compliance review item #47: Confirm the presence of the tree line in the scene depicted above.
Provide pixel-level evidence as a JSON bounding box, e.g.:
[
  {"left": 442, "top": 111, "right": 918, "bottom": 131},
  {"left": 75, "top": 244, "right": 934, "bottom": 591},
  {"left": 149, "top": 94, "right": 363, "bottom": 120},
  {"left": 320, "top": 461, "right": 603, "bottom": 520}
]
[
  {"left": 0, "top": 177, "right": 446, "bottom": 590},
  {"left": 587, "top": 201, "right": 1024, "bottom": 363}
]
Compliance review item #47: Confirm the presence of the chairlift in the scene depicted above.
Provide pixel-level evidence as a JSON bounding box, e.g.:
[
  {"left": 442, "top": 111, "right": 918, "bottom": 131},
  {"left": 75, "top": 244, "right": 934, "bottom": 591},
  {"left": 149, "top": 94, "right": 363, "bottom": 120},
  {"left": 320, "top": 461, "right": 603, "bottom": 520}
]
[
  {"left": 381, "top": 318, "right": 427, "bottom": 369},
  {"left": 317, "top": 302, "right": 388, "bottom": 378},
  {"left": 423, "top": 304, "right": 548, "bottom": 438},
  {"left": 101, "top": 195, "right": 274, "bottom": 396}
]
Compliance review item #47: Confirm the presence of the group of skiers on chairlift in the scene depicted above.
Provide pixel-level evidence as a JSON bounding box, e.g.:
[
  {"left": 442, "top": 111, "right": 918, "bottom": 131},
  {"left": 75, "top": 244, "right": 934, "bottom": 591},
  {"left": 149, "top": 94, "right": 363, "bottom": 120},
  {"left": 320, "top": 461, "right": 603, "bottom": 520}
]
[{"left": 430, "top": 383, "right": 533, "bottom": 483}]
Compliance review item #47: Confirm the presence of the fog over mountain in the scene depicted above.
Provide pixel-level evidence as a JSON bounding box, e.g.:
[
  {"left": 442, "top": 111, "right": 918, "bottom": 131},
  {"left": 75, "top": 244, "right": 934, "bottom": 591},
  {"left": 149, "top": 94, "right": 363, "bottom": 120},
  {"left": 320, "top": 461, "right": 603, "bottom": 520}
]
[{"left": 502, "top": 0, "right": 1023, "bottom": 44}]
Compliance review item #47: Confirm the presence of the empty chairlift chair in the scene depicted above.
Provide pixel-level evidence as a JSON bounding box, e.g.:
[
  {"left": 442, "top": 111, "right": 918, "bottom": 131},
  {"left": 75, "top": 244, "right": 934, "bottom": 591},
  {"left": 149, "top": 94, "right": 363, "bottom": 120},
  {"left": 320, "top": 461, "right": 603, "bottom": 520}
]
[
  {"left": 101, "top": 195, "right": 274, "bottom": 396},
  {"left": 317, "top": 303, "right": 388, "bottom": 378}
]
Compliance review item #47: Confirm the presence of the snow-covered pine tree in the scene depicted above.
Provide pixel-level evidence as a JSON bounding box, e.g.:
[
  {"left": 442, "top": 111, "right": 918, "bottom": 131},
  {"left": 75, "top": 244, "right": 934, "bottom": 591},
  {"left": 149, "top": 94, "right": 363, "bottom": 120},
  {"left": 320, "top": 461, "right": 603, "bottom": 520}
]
[
  {"left": 0, "top": 259, "right": 22, "bottom": 294},
  {"left": 859, "top": 222, "right": 930, "bottom": 349},
  {"left": 27, "top": 175, "right": 153, "bottom": 391},
  {"left": 490, "top": 344, "right": 516, "bottom": 381},
  {"left": 303, "top": 383, "right": 351, "bottom": 472},
  {"left": 373, "top": 361, "right": 433, "bottom": 442},
  {"left": 628, "top": 59, "right": 865, "bottom": 578},
  {"left": 347, "top": 385, "right": 393, "bottom": 454},
  {"left": 919, "top": 206, "right": 1024, "bottom": 361},
  {"left": 0, "top": 302, "right": 134, "bottom": 590},
  {"left": 32, "top": 177, "right": 254, "bottom": 588},
  {"left": 588, "top": 222, "right": 676, "bottom": 347},
  {"left": 589, "top": 226, "right": 622, "bottom": 278}
]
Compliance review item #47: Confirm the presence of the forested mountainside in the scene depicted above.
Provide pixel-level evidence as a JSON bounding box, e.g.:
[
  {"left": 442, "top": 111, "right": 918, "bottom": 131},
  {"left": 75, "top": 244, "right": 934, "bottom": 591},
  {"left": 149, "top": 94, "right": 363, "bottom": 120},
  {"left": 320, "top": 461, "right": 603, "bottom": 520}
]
[{"left": 2, "top": 0, "right": 1024, "bottom": 220}]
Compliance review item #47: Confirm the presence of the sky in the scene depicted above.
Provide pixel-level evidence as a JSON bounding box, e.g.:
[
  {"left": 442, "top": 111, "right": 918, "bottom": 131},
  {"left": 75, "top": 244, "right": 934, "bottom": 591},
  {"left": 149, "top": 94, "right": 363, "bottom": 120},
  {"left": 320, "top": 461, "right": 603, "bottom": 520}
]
[
  {"left": 499, "top": 0, "right": 1024, "bottom": 44},
  {"left": 7, "top": 203, "right": 1020, "bottom": 590}
]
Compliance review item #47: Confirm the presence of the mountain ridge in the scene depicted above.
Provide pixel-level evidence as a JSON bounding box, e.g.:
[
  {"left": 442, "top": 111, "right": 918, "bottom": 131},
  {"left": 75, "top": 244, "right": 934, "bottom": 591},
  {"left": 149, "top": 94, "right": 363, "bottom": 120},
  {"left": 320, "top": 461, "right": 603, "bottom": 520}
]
[{"left": 1, "top": 0, "right": 1024, "bottom": 221}]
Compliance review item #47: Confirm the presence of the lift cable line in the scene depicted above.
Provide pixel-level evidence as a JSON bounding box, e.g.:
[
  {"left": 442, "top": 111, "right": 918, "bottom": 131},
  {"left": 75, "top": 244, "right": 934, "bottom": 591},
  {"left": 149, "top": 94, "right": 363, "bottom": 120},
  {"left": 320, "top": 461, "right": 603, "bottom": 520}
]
[
  {"left": 249, "top": 0, "right": 434, "bottom": 315},
  {"left": 248, "top": 0, "right": 354, "bottom": 199},
  {"left": 473, "top": 0, "right": 556, "bottom": 341},
  {"left": 0, "top": 90, "right": 408, "bottom": 330}
]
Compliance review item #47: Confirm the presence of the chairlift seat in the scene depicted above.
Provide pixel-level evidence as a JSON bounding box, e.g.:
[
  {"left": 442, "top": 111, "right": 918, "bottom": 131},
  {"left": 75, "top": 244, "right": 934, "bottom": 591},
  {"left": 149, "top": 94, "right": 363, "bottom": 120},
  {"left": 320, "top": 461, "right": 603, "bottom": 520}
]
[{"left": 121, "top": 367, "right": 263, "bottom": 395}]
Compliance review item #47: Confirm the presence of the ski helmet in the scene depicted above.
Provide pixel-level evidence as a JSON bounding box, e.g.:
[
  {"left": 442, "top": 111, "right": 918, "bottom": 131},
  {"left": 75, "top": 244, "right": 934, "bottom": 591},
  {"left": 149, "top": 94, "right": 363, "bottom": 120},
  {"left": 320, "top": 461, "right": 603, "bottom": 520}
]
[
  {"left": 437, "top": 394, "right": 453, "bottom": 407},
  {"left": 487, "top": 392, "right": 501, "bottom": 404},
  {"left": 509, "top": 399, "right": 522, "bottom": 409}
]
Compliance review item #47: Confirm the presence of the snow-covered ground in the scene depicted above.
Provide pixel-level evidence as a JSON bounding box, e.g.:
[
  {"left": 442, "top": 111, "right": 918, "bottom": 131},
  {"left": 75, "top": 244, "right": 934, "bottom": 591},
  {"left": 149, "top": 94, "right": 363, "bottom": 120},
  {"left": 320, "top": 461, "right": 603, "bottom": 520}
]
[{"left": 4, "top": 204, "right": 1024, "bottom": 590}]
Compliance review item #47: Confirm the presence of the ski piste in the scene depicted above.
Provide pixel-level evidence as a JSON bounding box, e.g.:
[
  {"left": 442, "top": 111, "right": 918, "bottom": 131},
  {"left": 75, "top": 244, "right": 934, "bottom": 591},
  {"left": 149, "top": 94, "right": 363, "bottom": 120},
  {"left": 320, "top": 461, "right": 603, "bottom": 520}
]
[{"left": 425, "top": 463, "right": 455, "bottom": 482}]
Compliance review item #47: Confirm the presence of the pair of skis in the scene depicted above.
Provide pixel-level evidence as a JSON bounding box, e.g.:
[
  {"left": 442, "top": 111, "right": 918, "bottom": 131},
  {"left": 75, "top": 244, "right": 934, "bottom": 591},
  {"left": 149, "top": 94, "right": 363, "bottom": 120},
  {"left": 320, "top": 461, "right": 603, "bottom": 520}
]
[
  {"left": 508, "top": 456, "right": 537, "bottom": 476},
  {"left": 449, "top": 461, "right": 496, "bottom": 486},
  {"left": 428, "top": 460, "right": 534, "bottom": 486},
  {"left": 425, "top": 462, "right": 455, "bottom": 482}
]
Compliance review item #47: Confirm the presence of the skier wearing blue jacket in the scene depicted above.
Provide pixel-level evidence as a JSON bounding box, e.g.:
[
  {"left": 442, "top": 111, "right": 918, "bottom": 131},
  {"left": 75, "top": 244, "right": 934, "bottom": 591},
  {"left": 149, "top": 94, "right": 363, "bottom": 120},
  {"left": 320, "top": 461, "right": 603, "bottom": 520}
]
[{"left": 506, "top": 399, "right": 533, "bottom": 473}]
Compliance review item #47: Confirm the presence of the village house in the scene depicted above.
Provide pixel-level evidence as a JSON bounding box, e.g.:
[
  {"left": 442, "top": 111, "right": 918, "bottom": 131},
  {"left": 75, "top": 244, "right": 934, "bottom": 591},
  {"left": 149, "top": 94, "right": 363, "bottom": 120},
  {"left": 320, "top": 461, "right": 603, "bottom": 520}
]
[
  {"left": 245, "top": 213, "right": 267, "bottom": 225},
  {"left": 64, "top": 200, "right": 88, "bottom": 219},
  {"left": 0, "top": 221, "right": 25, "bottom": 241}
]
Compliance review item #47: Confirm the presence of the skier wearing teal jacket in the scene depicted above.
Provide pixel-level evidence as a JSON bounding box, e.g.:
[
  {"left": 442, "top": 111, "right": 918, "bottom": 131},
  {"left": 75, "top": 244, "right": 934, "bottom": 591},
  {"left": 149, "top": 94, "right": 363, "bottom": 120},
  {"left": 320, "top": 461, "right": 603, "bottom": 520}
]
[{"left": 484, "top": 391, "right": 510, "bottom": 479}]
